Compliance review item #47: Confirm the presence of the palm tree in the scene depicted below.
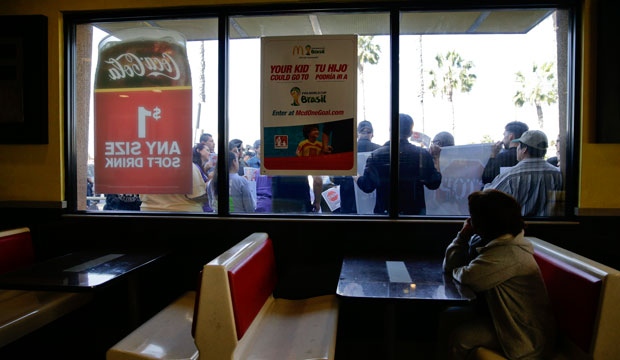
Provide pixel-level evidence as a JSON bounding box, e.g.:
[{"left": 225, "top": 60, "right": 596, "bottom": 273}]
[
  {"left": 358, "top": 36, "right": 381, "bottom": 120},
  {"left": 428, "top": 51, "right": 476, "bottom": 136},
  {"left": 417, "top": 35, "right": 426, "bottom": 133},
  {"left": 513, "top": 62, "right": 558, "bottom": 128}
]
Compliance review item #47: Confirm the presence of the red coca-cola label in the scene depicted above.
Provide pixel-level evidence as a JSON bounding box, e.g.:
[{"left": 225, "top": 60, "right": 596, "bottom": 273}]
[{"left": 94, "top": 33, "right": 192, "bottom": 194}]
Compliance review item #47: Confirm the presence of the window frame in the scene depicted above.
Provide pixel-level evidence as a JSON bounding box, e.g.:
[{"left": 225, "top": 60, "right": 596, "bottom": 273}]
[{"left": 64, "top": 0, "right": 580, "bottom": 220}]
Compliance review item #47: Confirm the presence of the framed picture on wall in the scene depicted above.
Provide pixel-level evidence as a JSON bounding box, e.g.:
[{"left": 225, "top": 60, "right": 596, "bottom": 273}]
[{"left": 0, "top": 15, "right": 47, "bottom": 144}]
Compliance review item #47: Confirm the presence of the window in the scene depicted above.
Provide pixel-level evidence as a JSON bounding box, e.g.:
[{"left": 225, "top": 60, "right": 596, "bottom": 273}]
[
  {"left": 69, "top": 5, "right": 573, "bottom": 218},
  {"left": 74, "top": 18, "right": 219, "bottom": 213},
  {"left": 398, "top": 9, "right": 569, "bottom": 217},
  {"left": 228, "top": 12, "right": 389, "bottom": 214}
]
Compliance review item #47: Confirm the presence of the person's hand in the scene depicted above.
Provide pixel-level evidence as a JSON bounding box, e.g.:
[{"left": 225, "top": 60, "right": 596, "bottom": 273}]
[
  {"left": 429, "top": 143, "right": 441, "bottom": 158},
  {"left": 322, "top": 144, "right": 333, "bottom": 154},
  {"left": 459, "top": 218, "right": 475, "bottom": 239},
  {"left": 490, "top": 141, "right": 503, "bottom": 158}
]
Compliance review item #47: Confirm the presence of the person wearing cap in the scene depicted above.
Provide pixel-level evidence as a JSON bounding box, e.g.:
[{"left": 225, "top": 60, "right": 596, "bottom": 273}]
[
  {"left": 356, "top": 113, "right": 442, "bottom": 215},
  {"left": 482, "top": 121, "right": 529, "bottom": 184},
  {"left": 432, "top": 131, "right": 455, "bottom": 148},
  {"left": 357, "top": 120, "right": 382, "bottom": 152},
  {"left": 483, "top": 130, "right": 562, "bottom": 216},
  {"left": 332, "top": 120, "right": 382, "bottom": 213}
]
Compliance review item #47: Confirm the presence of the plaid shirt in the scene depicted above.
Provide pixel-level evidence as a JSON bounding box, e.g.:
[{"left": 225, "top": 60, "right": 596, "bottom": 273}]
[{"left": 484, "top": 158, "right": 562, "bottom": 216}]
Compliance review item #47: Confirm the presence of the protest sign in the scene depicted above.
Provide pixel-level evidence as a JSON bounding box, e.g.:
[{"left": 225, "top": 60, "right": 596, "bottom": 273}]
[
  {"left": 94, "top": 28, "right": 192, "bottom": 194},
  {"left": 261, "top": 35, "right": 357, "bottom": 176},
  {"left": 354, "top": 151, "right": 376, "bottom": 214},
  {"left": 424, "top": 144, "right": 494, "bottom": 215},
  {"left": 322, "top": 186, "right": 341, "bottom": 212}
]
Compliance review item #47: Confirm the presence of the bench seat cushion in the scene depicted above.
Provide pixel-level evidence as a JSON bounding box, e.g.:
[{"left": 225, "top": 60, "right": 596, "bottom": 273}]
[
  {"left": 0, "top": 289, "right": 92, "bottom": 348},
  {"left": 0, "top": 228, "right": 34, "bottom": 275},
  {"left": 107, "top": 291, "right": 197, "bottom": 360},
  {"left": 533, "top": 251, "right": 602, "bottom": 353},
  {"left": 227, "top": 237, "right": 277, "bottom": 340},
  {"left": 234, "top": 294, "right": 338, "bottom": 360}
]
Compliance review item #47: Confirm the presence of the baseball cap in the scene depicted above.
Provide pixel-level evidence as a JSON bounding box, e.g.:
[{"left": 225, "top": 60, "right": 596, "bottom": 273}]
[
  {"left": 357, "top": 120, "right": 373, "bottom": 133},
  {"left": 511, "top": 130, "right": 548, "bottom": 150}
]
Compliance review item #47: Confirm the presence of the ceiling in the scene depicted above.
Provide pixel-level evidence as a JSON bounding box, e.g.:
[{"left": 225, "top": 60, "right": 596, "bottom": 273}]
[{"left": 94, "top": 9, "right": 554, "bottom": 42}]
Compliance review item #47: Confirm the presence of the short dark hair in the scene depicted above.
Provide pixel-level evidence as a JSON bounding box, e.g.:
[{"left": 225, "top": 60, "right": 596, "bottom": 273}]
[
  {"left": 505, "top": 121, "right": 529, "bottom": 139},
  {"left": 468, "top": 189, "right": 525, "bottom": 240},
  {"left": 199, "top": 133, "right": 212, "bottom": 143},
  {"left": 302, "top": 124, "right": 319, "bottom": 139},
  {"left": 521, "top": 143, "right": 547, "bottom": 158},
  {"left": 229, "top": 139, "right": 243, "bottom": 151},
  {"left": 399, "top": 113, "right": 414, "bottom": 138}
]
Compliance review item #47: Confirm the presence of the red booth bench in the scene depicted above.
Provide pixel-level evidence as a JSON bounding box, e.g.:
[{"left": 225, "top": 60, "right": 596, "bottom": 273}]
[
  {"left": 474, "top": 237, "right": 620, "bottom": 360},
  {"left": 0, "top": 228, "right": 92, "bottom": 348},
  {"left": 107, "top": 232, "right": 339, "bottom": 360}
]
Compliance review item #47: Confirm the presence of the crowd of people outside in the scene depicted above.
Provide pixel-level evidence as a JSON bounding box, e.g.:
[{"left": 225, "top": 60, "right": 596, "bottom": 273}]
[{"left": 91, "top": 112, "right": 562, "bottom": 217}]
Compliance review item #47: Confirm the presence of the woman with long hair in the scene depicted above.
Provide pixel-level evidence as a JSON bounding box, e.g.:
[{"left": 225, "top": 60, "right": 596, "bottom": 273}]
[{"left": 192, "top": 143, "right": 213, "bottom": 212}]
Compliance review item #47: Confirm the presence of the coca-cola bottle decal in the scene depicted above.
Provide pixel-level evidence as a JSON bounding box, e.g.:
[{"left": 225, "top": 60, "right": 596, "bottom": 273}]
[{"left": 94, "top": 28, "right": 193, "bottom": 194}]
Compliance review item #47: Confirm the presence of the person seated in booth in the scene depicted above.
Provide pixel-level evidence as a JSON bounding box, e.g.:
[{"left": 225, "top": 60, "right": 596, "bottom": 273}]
[
  {"left": 442, "top": 189, "right": 556, "bottom": 360},
  {"left": 483, "top": 130, "right": 562, "bottom": 217}
]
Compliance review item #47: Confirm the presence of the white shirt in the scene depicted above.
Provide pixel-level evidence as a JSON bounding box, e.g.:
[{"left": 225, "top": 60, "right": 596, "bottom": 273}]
[{"left": 140, "top": 164, "right": 206, "bottom": 212}]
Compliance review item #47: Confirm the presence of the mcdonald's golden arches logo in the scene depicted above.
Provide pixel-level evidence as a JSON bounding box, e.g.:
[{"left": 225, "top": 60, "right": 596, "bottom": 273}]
[{"left": 292, "top": 45, "right": 304, "bottom": 55}]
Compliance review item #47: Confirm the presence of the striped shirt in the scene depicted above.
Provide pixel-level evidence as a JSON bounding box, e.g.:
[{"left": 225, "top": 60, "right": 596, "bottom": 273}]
[{"left": 483, "top": 158, "right": 562, "bottom": 216}]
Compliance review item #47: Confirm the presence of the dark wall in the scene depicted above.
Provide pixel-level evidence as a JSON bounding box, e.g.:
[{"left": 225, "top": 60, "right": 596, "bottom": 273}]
[{"left": 1, "top": 210, "right": 618, "bottom": 298}]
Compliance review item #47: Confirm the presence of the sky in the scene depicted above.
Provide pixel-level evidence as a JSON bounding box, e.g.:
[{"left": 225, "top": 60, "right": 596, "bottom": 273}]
[{"left": 88, "top": 13, "right": 561, "bottom": 157}]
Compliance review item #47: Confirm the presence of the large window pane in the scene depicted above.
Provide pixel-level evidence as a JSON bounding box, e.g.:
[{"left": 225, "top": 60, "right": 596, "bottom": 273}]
[
  {"left": 399, "top": 9, "right": 568, "bottom": 217},
  {"left": 75, "top": 18, "right": 219, "bottom": 213},
  {"left": 228, "top": 12, "right": 390, "bottom": 215}
]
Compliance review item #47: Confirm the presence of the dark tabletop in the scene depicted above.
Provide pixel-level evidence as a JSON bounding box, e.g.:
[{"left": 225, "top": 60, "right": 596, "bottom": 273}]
[
  {"left": 337, "top": 256, "right": 475, "bottom": 301},
  {"left": 0, "top": 251, "right": 167, "bottom": 292}
]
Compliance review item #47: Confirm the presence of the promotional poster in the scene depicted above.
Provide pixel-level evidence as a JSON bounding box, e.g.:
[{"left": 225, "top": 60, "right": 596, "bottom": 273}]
[
  {"left": 94, "top": 28, "right": 193, "bottom": 194},
  {"left": 261, "top": 35, "right": 357, "bottom": 176}
]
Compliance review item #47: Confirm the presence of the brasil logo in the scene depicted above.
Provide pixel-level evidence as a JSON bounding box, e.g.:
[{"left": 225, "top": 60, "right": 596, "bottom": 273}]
[{"left": 290, "top": 87, "right": 301, "bottom": 106}]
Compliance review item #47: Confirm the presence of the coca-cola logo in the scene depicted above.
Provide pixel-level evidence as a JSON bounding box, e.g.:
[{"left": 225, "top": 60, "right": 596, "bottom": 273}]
[{"left": 105, "top": 52, "right": 180, "bottom": 81}]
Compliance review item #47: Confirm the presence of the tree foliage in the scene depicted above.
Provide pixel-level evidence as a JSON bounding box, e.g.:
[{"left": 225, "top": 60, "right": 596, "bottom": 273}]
[
  {"left": 428, "top": 51, "right": 477, "bottom": 135},
  {"left": 358, "top": 36, "right": 381, "bottom": 120},
  {"left": 513, "top": 62, "right": 558, "bottom": 128}
]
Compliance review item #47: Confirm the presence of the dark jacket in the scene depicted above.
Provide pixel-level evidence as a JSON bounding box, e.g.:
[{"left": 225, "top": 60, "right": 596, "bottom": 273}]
[
  {"left": 482, "top": 147, "right": 518, "bottom": 184},
  {"left": 357, "top": 139, "right": 441, "bottom": 215}
]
